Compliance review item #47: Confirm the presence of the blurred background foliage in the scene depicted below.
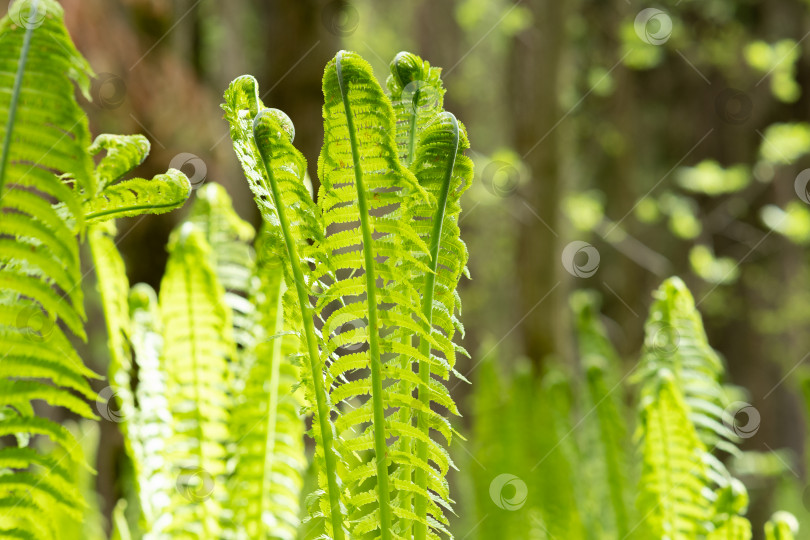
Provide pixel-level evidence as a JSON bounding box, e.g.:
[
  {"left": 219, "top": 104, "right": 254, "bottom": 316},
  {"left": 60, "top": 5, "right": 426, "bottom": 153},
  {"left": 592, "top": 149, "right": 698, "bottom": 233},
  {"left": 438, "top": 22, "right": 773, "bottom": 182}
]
[{"left": 7, "top": 0, "right": 810, "bottom": 536}]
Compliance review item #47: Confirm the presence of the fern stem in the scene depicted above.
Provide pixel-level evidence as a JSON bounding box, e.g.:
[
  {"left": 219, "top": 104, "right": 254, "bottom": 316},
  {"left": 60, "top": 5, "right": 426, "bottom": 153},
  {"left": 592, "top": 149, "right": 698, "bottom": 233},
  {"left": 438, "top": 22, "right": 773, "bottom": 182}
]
[
  {"left": 414, "top": 113, "right": 460, "bottom": 540},
  {"left": 252, "top": 125, "right": 346, "bottom": 540},
  {"left": 335, "top": 51, "right": 394, "bottom": 538},
  {"left": 0, "top": 0, "right": 37, "bottom": 195}
]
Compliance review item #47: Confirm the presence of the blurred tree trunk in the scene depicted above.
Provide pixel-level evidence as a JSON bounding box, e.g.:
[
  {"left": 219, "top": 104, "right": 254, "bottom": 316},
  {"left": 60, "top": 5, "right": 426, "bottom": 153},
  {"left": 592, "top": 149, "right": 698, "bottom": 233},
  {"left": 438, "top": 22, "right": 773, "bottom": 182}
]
[{"left": 508, "top": 0, "right": 574, "bottom": 370}]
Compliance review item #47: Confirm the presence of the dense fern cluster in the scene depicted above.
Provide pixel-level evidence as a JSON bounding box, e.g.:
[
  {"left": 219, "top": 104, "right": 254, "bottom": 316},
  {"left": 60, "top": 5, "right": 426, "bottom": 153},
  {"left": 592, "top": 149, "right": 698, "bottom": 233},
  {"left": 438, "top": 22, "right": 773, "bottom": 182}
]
[
  {"left": 0, "top": 1, "right": 804, "bottom": 540},
  {"left": 471, "top": 281, "right": 800, "bottom": 540},
  {"left": 222, "top": 49, "right": 474, "bottom": 539}
]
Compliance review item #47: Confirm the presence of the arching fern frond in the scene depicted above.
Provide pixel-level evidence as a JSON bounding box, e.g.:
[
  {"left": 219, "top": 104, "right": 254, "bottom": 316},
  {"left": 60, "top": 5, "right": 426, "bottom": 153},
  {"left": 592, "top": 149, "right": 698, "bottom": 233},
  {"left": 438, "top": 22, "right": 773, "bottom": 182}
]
[
  {"left": 317, "top": 50, "right": 452, "bottom": 539},
  {"left": 225, "top": 75, "right": 346, "bottom": 539},
  {"left": 0, "top": 1, "right": 99, "bottom": 537}
]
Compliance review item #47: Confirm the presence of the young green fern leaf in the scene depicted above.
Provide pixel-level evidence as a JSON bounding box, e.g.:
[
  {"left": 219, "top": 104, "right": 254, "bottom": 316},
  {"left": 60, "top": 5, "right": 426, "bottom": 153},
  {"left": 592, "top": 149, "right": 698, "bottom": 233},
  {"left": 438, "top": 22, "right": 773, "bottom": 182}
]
[
  {"left": 636, "top": 278, "right": 753, "bottom": 539},
  {"left": 0, "top": 1, "right": 100, "bottom": 536},
  {"left": 764, "top": 512, "right": 799, "bottom": 540},
  {"left": 223, "top": 76, "right": 346, "bottom": 539},
  {"left": 159, "top": 224, "right": 235, "bottom": 538}
]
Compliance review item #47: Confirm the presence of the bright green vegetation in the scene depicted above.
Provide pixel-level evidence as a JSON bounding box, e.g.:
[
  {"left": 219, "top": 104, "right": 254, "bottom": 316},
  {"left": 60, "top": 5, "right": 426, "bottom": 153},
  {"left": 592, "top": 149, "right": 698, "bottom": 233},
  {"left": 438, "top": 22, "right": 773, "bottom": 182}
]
[{"left": 0, "top": 1, "right": 803, "bottom": 539}]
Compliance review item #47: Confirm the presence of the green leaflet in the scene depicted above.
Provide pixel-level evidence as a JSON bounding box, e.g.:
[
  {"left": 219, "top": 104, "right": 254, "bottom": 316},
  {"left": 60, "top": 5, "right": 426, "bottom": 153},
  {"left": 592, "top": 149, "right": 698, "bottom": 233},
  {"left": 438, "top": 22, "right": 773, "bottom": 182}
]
[
  {"left": 159, "top": 224, "right": 235, "bottom": 538},
  {"left": 0, "top": 2, "right": 98, "bottom": 537},
  {"left": 83, "top": 168, "right": 191, "bottom": 222},
  {"left": 89, "top": 134, "right": 151, "bottom": 189}
]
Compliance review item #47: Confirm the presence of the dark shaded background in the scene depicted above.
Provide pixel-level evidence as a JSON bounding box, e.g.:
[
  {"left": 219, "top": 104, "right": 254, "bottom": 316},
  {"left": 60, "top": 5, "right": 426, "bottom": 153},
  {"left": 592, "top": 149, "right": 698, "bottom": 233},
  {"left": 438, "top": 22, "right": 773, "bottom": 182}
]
[{"left": 6, "top": 0, "right": 810, "bottom": 536}]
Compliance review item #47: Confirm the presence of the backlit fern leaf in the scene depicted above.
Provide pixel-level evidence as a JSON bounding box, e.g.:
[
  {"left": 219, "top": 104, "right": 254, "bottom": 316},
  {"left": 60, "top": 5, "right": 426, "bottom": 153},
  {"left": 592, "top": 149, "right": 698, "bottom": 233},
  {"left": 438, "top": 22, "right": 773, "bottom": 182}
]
[
  {"left": 158, "top": 224, "right": 234, "bottom": 538},
  {"left": 0, "top": 1, "right": 99, "bottom": 537},
  {"left": 229, "top": 231, "right": 307, "bottom": 540},
  {"left": 318, "top": 51, "right": 455, "bottom": 539},
  {"left": 224, "top": 76, "right": 345, "bottom": 538},
  {"left": 637, "top": 374, "right": 711, "bottom": 539}
]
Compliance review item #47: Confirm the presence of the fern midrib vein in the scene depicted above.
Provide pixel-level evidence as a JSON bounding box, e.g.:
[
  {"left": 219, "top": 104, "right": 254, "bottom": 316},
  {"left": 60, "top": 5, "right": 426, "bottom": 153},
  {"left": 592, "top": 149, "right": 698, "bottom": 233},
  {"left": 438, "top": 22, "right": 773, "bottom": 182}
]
[
  {"left": 185, "top": 257, "right": 214, "bottom": 538},
  {"left": 0, "top": 0, "right": 38, "bottom": 196},
  {"left": 414, "top": 113, "right": 459, "bottom": 540},
  {"left": 336, "top": 51, "right": 394, "bottom": 538}
]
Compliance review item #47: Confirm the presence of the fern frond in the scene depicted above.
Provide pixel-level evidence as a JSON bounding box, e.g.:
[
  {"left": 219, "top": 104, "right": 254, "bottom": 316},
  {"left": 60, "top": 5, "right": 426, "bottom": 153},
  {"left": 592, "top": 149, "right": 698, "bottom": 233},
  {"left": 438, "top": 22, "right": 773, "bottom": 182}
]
[
  {"left": 89, "top": 134, "right": 150, "bottom": 189},
  {"left": 186, "top": 183, "right": 256, "bottom": 351},
  {"left": 127, "top": 284, "right": 173, "bottom": 532},
  {"left": 0, "top": 2, "right": 98, "bottom": 537},
  {"left": 229, "top": 238, "right": 307, "bottom": 540},
  {"left": 637, "top": 373, "right": 711, "bottom": 538},
  {"left": 571, "top": 291, "right": 631, "bottom": 538},
  {"left": 83, "top": 169, "right": 190, "bottom": 222},
  {"left": 225, "top": 75, "right": 346, "bottom": 538},
  {"left": 635, "top": 277, "right": 736, "bottom": 454},
  {"left": 158, "top": 224, "right": 234, "bottom": 538},
  {"left": 318, "top": 50, "right": 453, "bottom": 539}
]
